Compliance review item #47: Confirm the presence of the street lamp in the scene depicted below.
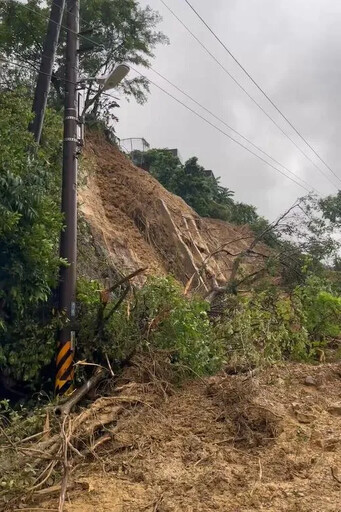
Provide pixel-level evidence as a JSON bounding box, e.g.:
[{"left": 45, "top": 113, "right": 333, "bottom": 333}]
[
  {"left": 76, "top": 64, "right": 130, "bottom": 146},
  {"left": 97, "top": 64, "right": 130, "bottom": 92},
  {"left": 79, "top": 64, "right": 130, "bottom": 91}
]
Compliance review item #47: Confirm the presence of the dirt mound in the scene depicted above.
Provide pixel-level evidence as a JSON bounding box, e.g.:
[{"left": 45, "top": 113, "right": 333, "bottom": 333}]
[
  {"left": 34, "top": 362, "right": 341, "bottom": 512},
  {"left": 80, "top": 132, "right": 267, "bottom": 289}
]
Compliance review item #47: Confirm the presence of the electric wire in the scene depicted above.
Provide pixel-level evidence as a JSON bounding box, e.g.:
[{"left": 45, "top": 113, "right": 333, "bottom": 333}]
[
  {"left": 149, "top": 67, "right": 316, "bottom": 193},
  {"left": 14, "top": 0, "right": 338, "bottom": 188},
  {"left": 0, "top": 56, "right": 119, "bottom": 102},
  {"left": 158, "top": 0, "right": 339, "bottom": 190},
  {"left": 2, "top": 1, "right": 324, "bottom": 193},
  {"left": 12, "top": 0, "right": 341, "bottom": 188},
  {"left": 129, "top": 66, "right": 312, "bottom": 193},
  {"left": 183, "top": 0, "right": 341, "bottom": 185},
  {"left": 0, "top": 53, "right": 313, "bottom": 193}
]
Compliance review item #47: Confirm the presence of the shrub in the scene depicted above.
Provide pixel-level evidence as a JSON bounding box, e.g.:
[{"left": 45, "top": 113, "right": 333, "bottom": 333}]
[
  {"left": 0, "top": 90, "right": 63, "bottom": 385},
  {"left": 76, "top": 276, "right": 225, "bottom": 379},
  {"left": 217, "top": 290, "right": 309, "bottom": 368},
  {"left": 295, "top": 275, "right": 341, "bottom": 341}
]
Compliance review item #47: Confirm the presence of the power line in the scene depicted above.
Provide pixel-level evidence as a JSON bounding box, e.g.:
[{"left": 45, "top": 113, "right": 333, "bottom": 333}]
[
  {"left": 158, "top": 0, "right": 339, "bottom": 190},
  {"left": 0, "top": 52, "right": 314, "bottom": 193},
  {"left": 149, "top": 67, "right": 317, "bottom": 193},
  {"left": 14, "top": 0, "right": 338, "bottom": 189},
  {"left": 2, "top": 2, "right": 320, "bottom": 192},
  {"left": 129, "top": 66, "right": 312, "bottom": 194},
  {"left": 183, "top": 0, "right": 341, "bottom": 185},
  {"left": 11, "top": 0, "right": 340, "bottom": 188}
]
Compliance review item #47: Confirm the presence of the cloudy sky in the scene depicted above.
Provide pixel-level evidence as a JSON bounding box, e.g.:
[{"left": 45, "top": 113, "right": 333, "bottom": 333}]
[{"left": 116, "top": 0, "right": 341, "bottom": 220}]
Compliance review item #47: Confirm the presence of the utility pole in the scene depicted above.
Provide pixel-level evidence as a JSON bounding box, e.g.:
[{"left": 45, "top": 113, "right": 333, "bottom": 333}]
[
  {"left": 55, "top": 0, "right": 79, "bottom": 395},
  {"left": 30, "top": 0, "right": 65, "bottom": 144}
]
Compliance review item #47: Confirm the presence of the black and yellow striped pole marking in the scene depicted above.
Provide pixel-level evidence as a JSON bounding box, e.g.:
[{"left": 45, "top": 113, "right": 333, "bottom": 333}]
[{"left": 55, "top": 335, "right": 74, "bottom": 395}]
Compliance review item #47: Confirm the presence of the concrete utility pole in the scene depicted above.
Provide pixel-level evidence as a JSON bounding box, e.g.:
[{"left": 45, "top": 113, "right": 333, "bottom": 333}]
[
  {"left": 30, "top": 0, "right": 65, "bottom": 144},
  {"left": 55, "top": 0, "right": 79, "bottom": 395}
]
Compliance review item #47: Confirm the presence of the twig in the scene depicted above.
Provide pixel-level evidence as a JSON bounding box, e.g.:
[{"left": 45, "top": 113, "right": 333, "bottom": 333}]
[
  {"left": 28, "top": 460, "right": 58, "bottom": 492},
  {"left": 66, "top": 438, "right": 85, "bottom": 459},
  {"left": 331, "top": 466, "right": 341, "bottom": 484},
  {"left": 105, "top": 352, "right": 115, "bottom": 377},
  {"left": 91, "top": 432, "right": 113, "bottom": 451},
  {"left": 13, "top": 509, "right": 58, "bottom": 511},
  {"left": 105, "top": 267, "right": 147, "bottom": 294},
  {"left": 194, "top": 455, "right": 211, "bottom": 467},
  {"left": 42, "top": 411, "right": 50, "bottom": 441},
  {"left": 258, "top": 457, "right": 263, "bottom": 481},
  {"left": 103, "top": 285, "right": 130, "bottom": 323},
  {"left": 213, "top": 437, "right": 242, "bottom": 445},
  {"left": 0, "top": 425, "right": 19, "bottom": 453},
  {"left": 58, "top": 417, "right": 71, "bottom": 512},
  {"left": 20, "top": 430, "right": 46, "bottom": 444},
  {"left": 18, "top": 446, "right": 62, "bottom": 460},
  {"left": 250, "top": 457, "right": 263, "bottom": 496}
]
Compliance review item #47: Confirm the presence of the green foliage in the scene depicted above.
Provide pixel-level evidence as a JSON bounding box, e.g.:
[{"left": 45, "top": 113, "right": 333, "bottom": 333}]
[
  {"left": 0, "top": 0, "right": 167, "bottom": 120},
  {"left": 295, "top": 275, "right": 341, "bottom": 340},
  {"left": 319, "top": 190, "right": 341, "bottom": 225},
  {"left": 77, "top": 276, "right": 224, "bottom": 379},
  {"left": 136, "top": 276, "right": 224, "bottom": 376},
  {"left": 146, "top": 149, "right": 238, "bottom": 220},
  {"left": 0, "top": 90, "right": 63, "bottom": 384},
  {"left": 217, "top": 290, "right": 309, "bottom": 368},
  {"left": 217, "top": 274, "right": 341, "bottom": 369},
  {"left": 145, "top": 149, "right": 283, "bottom": 249}
]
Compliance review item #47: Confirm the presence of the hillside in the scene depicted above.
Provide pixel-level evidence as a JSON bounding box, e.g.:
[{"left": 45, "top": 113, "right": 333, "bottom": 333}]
[
  {"left": 2, "top": 125, "right": 341, "bottom": 512},
  {"left": 79, "top": 132, "right": 268, "bottom": 290}
]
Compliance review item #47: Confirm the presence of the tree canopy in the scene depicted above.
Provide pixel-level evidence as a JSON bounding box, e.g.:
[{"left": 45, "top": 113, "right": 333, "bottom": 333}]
[
  {"left": 0, "top": 0, "right": 167, "bottom": 121},
  {"left": 319, "top": 190, "right": 341, "bottom": 226},
  {"left": 144, "top": 148, "right": 277, "bottom": 236}
]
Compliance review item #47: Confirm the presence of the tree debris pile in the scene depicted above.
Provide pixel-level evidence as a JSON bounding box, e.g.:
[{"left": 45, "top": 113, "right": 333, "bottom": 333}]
[{"left": 2, "top": 361, "right": 341, "bottom": 511}]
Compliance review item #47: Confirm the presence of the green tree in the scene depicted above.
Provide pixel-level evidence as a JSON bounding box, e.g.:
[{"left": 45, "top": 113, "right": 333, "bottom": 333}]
[
  {"left": 0, "top": 0, "right": 167, "bottom": 120},
  {"left": 145, "top": 148, "right": 181, "bottom": 191},
  {"left": 228, "top": 202, "right": 258, "bottom": 225},
  {"left": 146, "top": 149, "right": 235, "bottom": 219}
]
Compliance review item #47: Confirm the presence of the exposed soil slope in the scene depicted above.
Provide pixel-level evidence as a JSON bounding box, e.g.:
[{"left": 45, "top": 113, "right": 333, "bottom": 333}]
[
  {"left": 80, "top": 132, "right": 268, "bottom": 289},
  {"left": 41, "top": 362, "right": 341, "bottom": 512}
]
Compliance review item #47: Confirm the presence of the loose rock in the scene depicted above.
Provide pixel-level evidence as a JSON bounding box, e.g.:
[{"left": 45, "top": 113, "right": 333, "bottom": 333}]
[
  {"left": 328, "top": 404, "right": 341, "bottom": 416},
  {"left": 304, "top": 376, "right": 317, "bottom": 386}
]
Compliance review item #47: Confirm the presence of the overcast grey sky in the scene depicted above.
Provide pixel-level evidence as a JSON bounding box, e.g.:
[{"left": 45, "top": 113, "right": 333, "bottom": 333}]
[{"left": 116, "top": 0, "right": 341, "bottom": 220}]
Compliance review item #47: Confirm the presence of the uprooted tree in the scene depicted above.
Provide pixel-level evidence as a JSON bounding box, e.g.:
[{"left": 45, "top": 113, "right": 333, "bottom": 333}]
[{"left": 184, "top": 194, "right": 341, "bottom": 306}]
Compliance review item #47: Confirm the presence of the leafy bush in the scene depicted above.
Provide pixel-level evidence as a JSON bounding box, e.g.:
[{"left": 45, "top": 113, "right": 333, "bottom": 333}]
[
  {"left": 295, "top": 275, "right": 341, "bottom": 340},
  {"left": 136, "top": 277, "right": 224, "bottom": 376},
  {"left": 217, "top": 274, "right": 341, "bottom": 369},
  {"left": 77, "top": 276, "right": 224, "bottom": 379},
  {"left": 0, "top": 90, "right": 63, "bottom": 384},
  {"left": 216, "top": 290, "right": 310, "bottom": 368}
]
